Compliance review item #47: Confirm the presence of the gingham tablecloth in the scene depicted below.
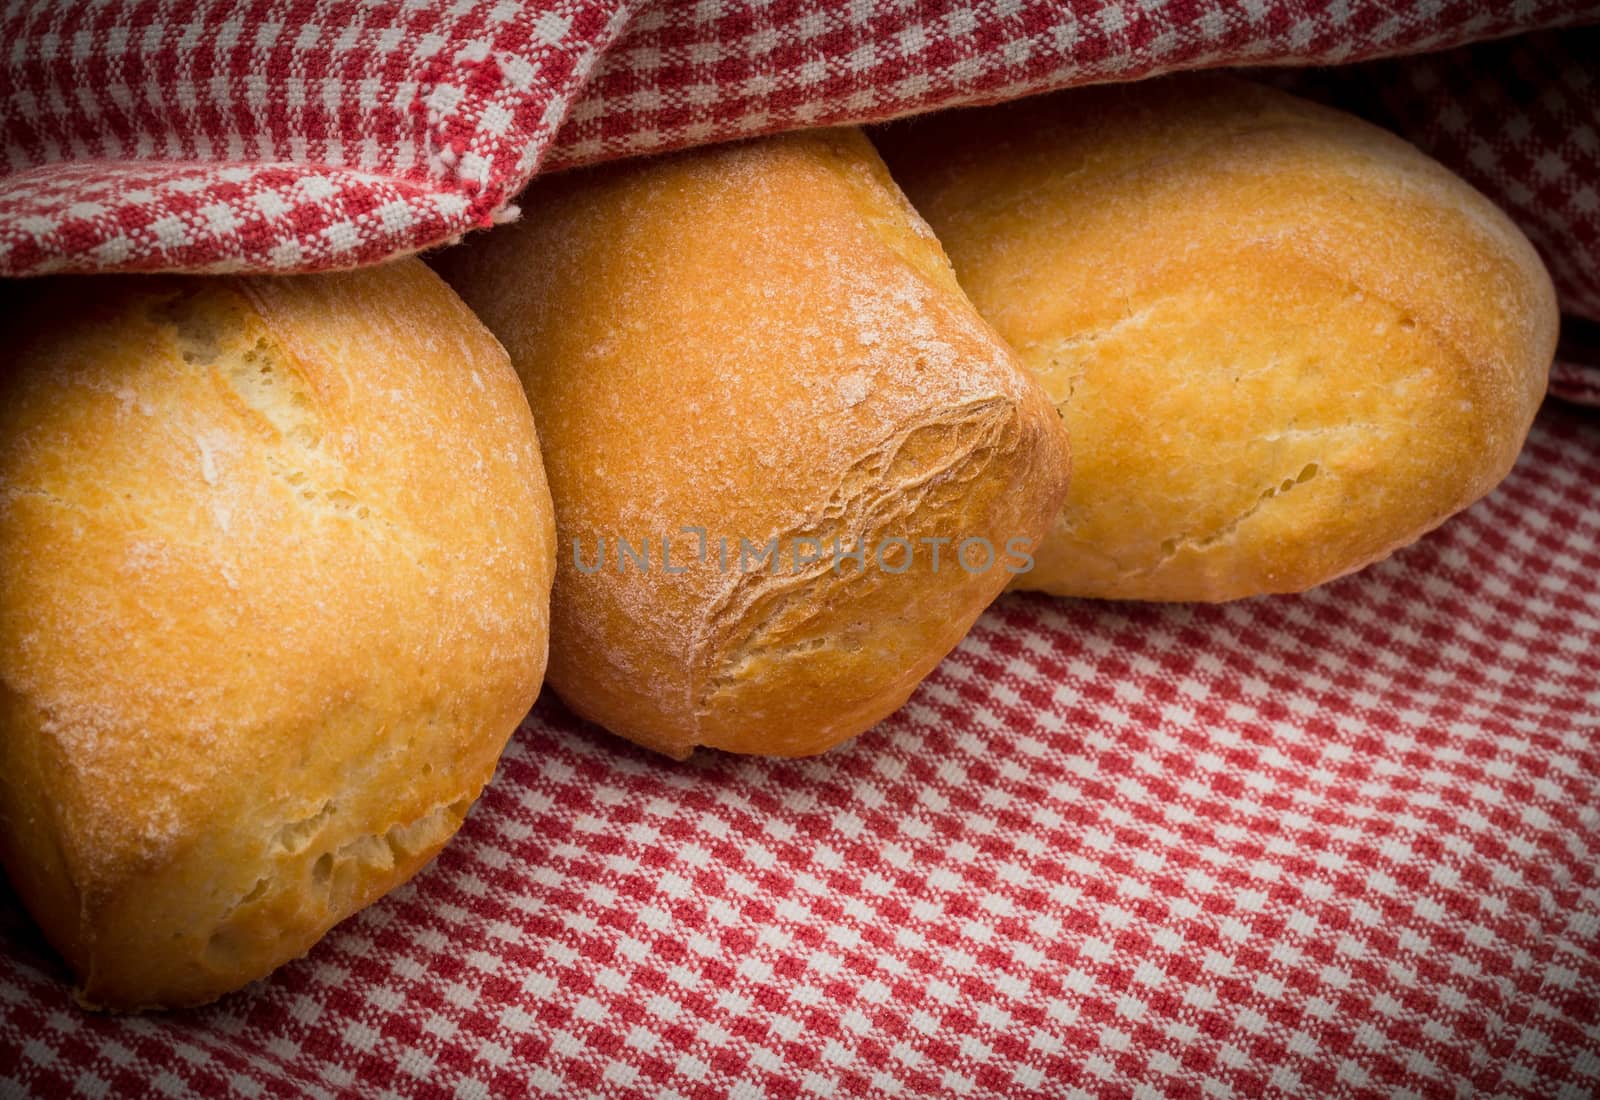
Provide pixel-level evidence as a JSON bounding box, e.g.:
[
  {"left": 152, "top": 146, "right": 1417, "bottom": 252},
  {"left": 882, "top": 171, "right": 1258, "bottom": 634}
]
[
  {"left": 3, "top": 3, "right": 1600, "bottom": 1097},
  {"left": 3, "top": 403, "right": 1597, "bottom": 1098}
]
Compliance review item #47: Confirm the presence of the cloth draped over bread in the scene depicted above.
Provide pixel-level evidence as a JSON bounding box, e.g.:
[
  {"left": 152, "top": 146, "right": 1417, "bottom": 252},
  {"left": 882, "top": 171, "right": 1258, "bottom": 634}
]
[
  {"left": 3, "top": 0, "right": 1597, "bottom": 396},
  {"left": 3, "top": 2, "right": 1600, "bottom": 1097}
]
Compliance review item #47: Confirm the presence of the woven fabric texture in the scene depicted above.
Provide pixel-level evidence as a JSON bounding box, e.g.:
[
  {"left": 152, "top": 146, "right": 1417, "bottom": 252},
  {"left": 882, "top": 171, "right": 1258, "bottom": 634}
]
[
  {"left": 2, "top": 400, "right": 1598, "bottom": 1098},
  {"left": 2, "top": 3, "right": 1600, "bottom": 1097},
  {"left": 4, "top": 2, "right": 1600, "bottom": 399},
  {"left": 0, "top": 1, "right": 1593, "bottom": 282}
]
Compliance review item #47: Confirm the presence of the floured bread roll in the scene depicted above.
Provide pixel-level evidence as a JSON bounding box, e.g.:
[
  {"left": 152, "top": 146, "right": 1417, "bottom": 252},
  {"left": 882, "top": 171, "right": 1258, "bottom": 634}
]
[
  {"left": 0, "top": 260, "right": 556, "bottom": 1010},
  {"left": 438, "top": 128, "right": 1070, "bottom": 758},
  {"left": 879, "top": 75, "right": 1558, "bottom": 600}
]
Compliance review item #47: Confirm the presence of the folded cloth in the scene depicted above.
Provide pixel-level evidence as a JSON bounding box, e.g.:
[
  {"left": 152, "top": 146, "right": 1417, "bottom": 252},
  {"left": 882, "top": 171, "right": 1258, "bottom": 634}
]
[
  {"left": 3, "top": 1, "right": 1598, "bottom": 399},
  {"left": 1, "top": 4, "right": 1599, "bottom": 1098}
]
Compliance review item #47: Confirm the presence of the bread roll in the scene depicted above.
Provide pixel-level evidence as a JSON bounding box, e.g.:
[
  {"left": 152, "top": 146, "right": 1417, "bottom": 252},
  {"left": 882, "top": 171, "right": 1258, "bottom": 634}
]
[
  {"left": 0, "top": 260, "right": 556, "bottom": 1010},
  {"left": 437, "top": 128, "right": 1070, "bottom": 758},
  {"left": 878, "top": 75, "right": 1558, "bottom": 601}
]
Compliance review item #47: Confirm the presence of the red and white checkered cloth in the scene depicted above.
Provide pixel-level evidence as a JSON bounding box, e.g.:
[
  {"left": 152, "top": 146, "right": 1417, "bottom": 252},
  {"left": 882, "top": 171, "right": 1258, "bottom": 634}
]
[
  {"left": 3, "top": 1, "right": 1599, "bottom": 399},
  {"left": 3, "top": 2, "right": 1600, "bottom": 1097},
  {"left": 3, "top": 403, "right": 1598, "bottom": 1098}
]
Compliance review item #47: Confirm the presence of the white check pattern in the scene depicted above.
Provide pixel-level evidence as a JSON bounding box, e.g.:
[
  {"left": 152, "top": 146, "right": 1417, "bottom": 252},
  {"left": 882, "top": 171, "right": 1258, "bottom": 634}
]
[
  {"left": 2, "top": 2, "right": 1600, "bottom": 1094},
  {"left": 2, "top": 403, "right": 1597, "bottom": 1098}
]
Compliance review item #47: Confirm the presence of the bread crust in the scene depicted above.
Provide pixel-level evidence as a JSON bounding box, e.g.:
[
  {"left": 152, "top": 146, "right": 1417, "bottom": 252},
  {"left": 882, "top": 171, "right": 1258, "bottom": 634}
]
[
  {"left": 879, "top": 75, "right": 1558, "bottom": 600},
  {"left": 0, "top": 260, "right": 556, "bottom": 1009},
  {"left": 438, "top": 128, "right": 1070, "bottom": 757}
]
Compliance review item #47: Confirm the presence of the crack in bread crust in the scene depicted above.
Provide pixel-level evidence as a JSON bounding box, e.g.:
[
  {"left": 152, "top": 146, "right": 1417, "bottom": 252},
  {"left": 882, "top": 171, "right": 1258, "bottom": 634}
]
[{"left": 695, "top": 398, "right": 1015, "bottom": 720}]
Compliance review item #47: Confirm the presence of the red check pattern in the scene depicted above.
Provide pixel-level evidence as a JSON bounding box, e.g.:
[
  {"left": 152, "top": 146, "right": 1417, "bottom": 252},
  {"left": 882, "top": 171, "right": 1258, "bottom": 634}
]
[
  {"left": 4, "top": 3, "right": 1600, "bottom": 1097},
  {"left": 3, "top": 2, "right": 1600, "bottom": 400},
  {"left": 3, "top": 400, "right": 1598, "bottom": 1097},
  {"left": 4, "top": 1, "right": 1600, "bottom": 397}
]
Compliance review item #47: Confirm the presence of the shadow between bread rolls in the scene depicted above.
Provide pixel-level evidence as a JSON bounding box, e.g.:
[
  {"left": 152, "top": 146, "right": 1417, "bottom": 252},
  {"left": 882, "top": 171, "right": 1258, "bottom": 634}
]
[
  {"left": 878, "top": 74, "right": 1559, "bottom": 601},
  {"left": 0, "top": 261, "right": 556, "bottom": 1010},
  {"left": 436, "top": 128, "right": 1072, "bottom": 759}
]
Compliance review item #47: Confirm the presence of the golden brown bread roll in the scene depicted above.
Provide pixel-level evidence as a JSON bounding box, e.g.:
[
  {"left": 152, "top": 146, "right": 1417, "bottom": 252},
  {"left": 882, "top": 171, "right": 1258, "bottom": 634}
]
[
  {"left": 437, "top": 128, "right": 1070, "bottom": 758},
  {"left": 878, "top": 75, "right": 1558, "bottom": 601},
  {"left": 0, "top": 260, "right": 556, "bottom": 1010}
]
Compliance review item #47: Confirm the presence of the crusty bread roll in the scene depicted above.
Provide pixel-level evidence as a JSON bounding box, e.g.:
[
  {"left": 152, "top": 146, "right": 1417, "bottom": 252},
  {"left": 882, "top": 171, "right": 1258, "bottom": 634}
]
[
  {"left": 878, "top": 75, "right": 1558, "bottom": 601},
  {"left": 0, "top": 260, "right": 556, "bottom": 1010},
  {"left": 437, "top": 128, "right": 1070, "bottom": 758}
]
